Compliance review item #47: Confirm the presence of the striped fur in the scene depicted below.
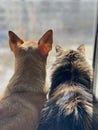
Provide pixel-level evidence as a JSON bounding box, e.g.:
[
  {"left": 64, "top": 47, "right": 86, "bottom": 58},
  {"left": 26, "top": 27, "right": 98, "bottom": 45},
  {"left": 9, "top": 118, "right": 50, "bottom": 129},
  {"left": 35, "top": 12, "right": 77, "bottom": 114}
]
[{"left": 37, "top": 45, "right": 98, "bottom": 130}]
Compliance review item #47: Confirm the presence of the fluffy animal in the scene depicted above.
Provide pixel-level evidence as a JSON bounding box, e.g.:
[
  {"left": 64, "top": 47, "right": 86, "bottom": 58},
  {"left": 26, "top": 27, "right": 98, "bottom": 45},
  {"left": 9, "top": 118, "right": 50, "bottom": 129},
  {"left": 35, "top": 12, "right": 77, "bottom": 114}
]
[{"left": 37, "top": 45, "right": 98, "bottom": 130}]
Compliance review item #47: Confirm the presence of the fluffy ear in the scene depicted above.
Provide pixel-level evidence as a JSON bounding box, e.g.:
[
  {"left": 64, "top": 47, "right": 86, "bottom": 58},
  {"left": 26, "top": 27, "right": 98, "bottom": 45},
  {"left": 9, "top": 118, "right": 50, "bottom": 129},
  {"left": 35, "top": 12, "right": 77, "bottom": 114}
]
[
  {"left": 77, "top": 44, "right": 85, "bottom": 55},
  {"left": 8, "top": 31, "right": 24, "bottom": 52},
  {"left": 38, "top": 30, "right": 53, "bottom": 56},
  {"left": 55, "top": 45, "right": 62, "bottom": 52}
]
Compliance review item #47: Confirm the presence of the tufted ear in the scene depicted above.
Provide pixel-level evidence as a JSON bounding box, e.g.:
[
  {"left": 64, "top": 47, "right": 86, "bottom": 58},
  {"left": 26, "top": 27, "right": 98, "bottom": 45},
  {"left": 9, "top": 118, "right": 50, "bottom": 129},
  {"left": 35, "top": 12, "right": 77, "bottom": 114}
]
[
  {"left": 77, "top": 44, "right": 85, "bottom": 55},
  {"left": 55, "top": 45, "right": 63, "bottom": 52},
  {"left": 38, "top": 30, "right": 53, "bottom": 57},
  {"left": 8, "top": 31, "right": 24, "bottom": 52}
]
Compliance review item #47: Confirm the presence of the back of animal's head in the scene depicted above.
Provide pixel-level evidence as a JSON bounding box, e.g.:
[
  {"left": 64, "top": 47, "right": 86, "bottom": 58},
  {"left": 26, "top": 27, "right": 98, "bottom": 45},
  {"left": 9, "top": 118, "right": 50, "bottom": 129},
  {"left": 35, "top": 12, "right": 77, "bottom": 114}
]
[
  {"left": 55, "top": 44, "right": 86, "bottom": 63},
  {"left": 50, "top": 45, "right": 93, "bottom": 93},
  {"left": 8, "top": 30, "right": 53, "bottom": 71}
]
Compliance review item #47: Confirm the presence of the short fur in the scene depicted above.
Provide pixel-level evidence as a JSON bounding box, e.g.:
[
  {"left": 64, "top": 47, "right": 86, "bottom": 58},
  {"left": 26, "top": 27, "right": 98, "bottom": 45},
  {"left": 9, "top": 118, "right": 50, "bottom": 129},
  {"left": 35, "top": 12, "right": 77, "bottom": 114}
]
[
  {"left": 0, "top": 30, "right": 53, "bottom": 130},
  {"left": 37, "top": 45, "right": 98, "bottom": 130}
]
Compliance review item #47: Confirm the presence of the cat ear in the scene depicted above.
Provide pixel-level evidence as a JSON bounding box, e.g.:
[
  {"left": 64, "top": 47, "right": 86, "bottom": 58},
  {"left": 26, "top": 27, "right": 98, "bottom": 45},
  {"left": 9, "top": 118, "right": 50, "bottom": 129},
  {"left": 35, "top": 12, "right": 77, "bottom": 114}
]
[
  {"left": 38, "top": 30, "right": 53, "bottom": 57},
  {"left": 77, "top": 44, "right": 85, "bottom": 55},
  {"left": 55, "top": 45, "right": 62, "bottom": 52},
  {"left": 8, "top": 31, "right": 24, "bottom": 52}
]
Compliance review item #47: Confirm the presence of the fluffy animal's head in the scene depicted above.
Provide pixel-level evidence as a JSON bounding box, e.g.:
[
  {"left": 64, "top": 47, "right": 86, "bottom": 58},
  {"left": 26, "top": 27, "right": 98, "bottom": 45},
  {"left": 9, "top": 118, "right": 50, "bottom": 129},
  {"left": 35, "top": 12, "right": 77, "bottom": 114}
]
[{"left": 50, "top": 45, "right": 93, "bottom": 95}]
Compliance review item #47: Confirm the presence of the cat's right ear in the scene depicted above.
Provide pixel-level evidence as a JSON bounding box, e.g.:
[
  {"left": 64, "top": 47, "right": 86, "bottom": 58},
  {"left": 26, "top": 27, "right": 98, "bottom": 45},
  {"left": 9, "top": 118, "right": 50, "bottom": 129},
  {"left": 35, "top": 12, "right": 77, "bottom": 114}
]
[
  {"left": 77, "top": 44, "right": 85, "bottom": 55},
  {"left": 38, "top": 30, "right": 53, "bottom": 57},
  {"left": 8, "top": 31, "right": 24, "bottom": 52}
]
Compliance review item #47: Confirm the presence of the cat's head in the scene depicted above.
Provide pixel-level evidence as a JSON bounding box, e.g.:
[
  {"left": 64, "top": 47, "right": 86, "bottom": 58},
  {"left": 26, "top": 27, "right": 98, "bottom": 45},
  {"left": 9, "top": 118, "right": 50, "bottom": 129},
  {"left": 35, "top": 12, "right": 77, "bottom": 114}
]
[
  {"left": 55, "top": 44, "right": 86, "bottom": 64},
  {"left": 50, "top": 44, "right": 93, "bottom": 93}
]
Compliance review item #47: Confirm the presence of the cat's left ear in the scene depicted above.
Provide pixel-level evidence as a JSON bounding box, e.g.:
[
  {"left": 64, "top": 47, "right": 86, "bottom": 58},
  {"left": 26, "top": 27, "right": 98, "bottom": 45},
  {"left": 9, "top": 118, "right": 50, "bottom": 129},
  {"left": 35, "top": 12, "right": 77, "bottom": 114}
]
[
  {"left": 8, "top": 31, "right": 24, "bottom": 52},
  {"left": 55, "top": 45, "right": 62, "bottom": 52},
  {"left": 77, "top": 44, "right": 85, "bottom": 55}
]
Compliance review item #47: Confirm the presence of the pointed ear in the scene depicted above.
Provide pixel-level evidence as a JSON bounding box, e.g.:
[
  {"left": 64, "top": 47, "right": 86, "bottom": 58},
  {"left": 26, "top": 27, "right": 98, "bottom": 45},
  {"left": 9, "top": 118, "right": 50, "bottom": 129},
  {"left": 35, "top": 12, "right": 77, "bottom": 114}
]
[
  {"left": 38, "top": 30, "right": 53, "bottom": 56},
  {"left": 8, "top": 31, "right": 24, "bottom": 52},
  {"left": 55, "top": 45, "right": 62, "bottom": 52},
  {"left": 77, "top": 44, "right": 85, "bottom": 55}
]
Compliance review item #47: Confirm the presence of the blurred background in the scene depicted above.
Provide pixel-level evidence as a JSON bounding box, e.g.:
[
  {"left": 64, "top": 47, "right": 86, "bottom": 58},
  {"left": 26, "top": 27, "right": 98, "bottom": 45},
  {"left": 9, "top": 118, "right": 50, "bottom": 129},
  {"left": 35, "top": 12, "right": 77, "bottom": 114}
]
[{"left": 0, "top": 0, "right": 97, "bottom": 97}]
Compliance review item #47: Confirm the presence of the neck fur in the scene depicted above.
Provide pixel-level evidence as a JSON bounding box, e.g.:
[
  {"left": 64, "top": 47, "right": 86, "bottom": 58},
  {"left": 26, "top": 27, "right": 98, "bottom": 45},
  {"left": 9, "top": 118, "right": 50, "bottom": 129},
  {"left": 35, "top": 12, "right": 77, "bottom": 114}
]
[
  {"left": 50, "top": 61, "right": 93, "bottom": 96},
  {"left": 4, "top": 55, "right": 46, "bottom": 96}
]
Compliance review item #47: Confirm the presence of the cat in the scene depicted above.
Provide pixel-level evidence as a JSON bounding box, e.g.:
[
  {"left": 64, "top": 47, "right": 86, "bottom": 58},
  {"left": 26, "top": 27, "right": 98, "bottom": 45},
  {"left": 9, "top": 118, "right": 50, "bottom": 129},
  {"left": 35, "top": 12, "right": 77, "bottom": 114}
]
[
  {"left": 0, "top": 30, "right": 53, "bottom": 130},
  {"left": 37, "top": 45, "right": 97, "bottom": 130}
]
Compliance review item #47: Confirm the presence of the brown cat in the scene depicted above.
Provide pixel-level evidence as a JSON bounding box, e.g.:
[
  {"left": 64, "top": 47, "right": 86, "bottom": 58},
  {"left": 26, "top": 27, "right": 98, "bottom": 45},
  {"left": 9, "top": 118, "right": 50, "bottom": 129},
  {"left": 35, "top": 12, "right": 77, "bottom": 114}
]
[{"left": 0, "top": 30, "right": 53, "bottom": 130}]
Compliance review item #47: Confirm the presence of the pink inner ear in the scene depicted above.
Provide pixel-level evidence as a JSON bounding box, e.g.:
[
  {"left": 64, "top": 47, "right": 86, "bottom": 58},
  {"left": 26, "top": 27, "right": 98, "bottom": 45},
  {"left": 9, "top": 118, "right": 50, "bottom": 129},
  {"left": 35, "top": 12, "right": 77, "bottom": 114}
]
[
  {"left": 10, "top": 43, "right": 17, "bottom": 52},
  {"left": 40, "top": 43, "right": 52, "bottom": 56}
]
